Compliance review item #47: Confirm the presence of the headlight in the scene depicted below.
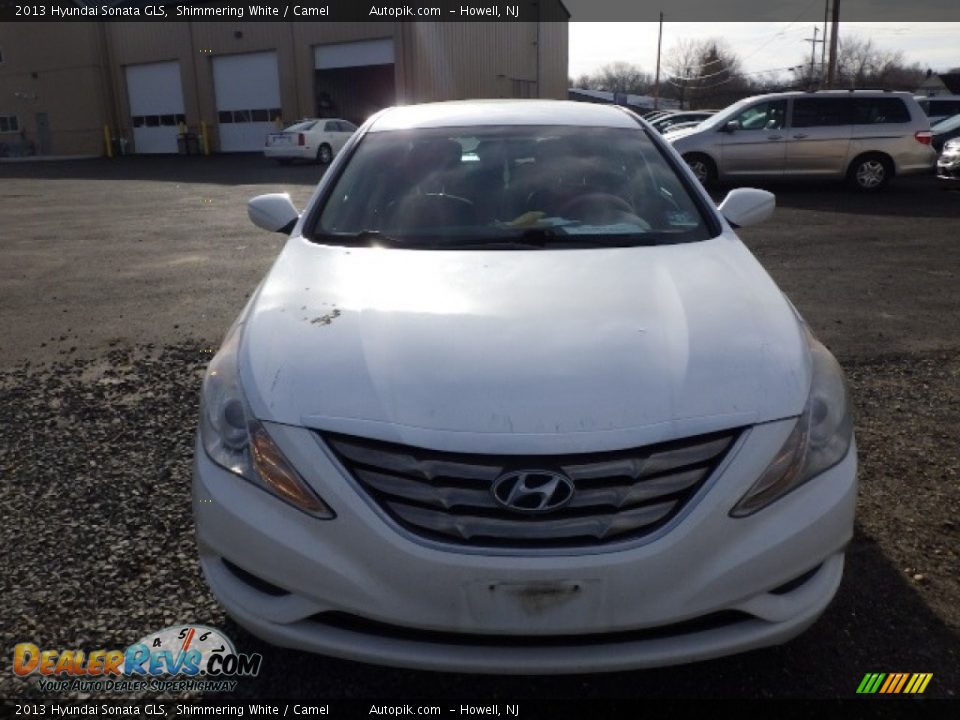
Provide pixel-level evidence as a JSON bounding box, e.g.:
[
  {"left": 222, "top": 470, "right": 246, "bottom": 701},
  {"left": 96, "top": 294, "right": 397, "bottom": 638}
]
[
  {"left": 731, "top": 326, "right": 853, "bottom": 517},
  {"left": 199, "top": 323, "right": 335, "bottom": 518}
]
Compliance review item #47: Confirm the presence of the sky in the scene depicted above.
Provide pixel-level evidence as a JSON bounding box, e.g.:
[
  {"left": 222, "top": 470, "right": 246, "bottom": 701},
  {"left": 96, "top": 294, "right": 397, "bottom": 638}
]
[{"left": 569, "top": 22, "right": 960, "bottom": 83}]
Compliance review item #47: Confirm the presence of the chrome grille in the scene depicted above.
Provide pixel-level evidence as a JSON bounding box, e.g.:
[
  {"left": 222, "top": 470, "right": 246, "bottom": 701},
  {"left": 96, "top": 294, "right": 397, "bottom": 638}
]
[{"left": 323, "top": 429, "right": 740, "bottom": 548}]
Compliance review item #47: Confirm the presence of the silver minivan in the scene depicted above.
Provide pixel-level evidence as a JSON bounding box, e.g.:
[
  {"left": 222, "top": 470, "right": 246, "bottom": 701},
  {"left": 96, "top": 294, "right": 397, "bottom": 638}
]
[{"left": 667, "top": 91, "right": 936, "bottom": 191}]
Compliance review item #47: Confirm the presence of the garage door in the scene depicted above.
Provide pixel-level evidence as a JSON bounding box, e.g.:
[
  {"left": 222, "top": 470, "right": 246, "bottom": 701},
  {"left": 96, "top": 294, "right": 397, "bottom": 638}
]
[
  {"left": 313, "top": 39, "right": 395, "bottom": 125},
  {"left": 213, "top": 52, "right": 281, "bottom": 152},
  {"left": 314, "top": 38, "right": 395, "bottom": 70},
  {"left": 126, "top": 62, "right": 185, "bottom": 154}
]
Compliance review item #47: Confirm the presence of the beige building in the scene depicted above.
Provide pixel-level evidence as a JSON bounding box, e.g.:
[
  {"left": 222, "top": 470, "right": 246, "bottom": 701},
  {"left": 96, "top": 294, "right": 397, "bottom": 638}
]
[{"left": 0, "top": 16, "right": 568, "bottom": 156}]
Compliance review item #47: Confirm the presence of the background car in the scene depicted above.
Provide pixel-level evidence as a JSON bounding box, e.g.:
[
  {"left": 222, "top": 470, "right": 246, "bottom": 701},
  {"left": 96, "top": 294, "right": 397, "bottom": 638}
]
[
  {"left": 937, "top": 137, "right": 960, "bottom": 180},
  {"left": 931, "top": 113, "right": 960, "bottom": 152},
  {"left": 651, "top": 110, "right": 715, "bottom": 133},
  {"left": 915, "top": 95, "right": 960, "bottom": 125},
  {"left": 662, "top": 120, "right": 707, "bottom": 134},
  {"left": 263, "top": 118, "right": 358, "bottom": 164},
  {"left": 669, "top": 91, "right": 935, "bottom": 191}
]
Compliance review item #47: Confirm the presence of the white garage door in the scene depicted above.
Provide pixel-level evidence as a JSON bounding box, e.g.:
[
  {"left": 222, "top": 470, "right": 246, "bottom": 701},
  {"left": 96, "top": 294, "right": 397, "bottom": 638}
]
[
  {"left": 126, "top": 62, "right": 185, "bottom": 154},
  {"left": 213, "top": 52, "right": 281, "bottom": 152},
  {"left": 314, "top": 38, "right": 395, "bottom": 69}
]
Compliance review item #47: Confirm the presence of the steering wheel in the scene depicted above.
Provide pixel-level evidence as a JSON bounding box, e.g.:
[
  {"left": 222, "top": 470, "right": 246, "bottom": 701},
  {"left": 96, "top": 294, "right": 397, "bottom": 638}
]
[{"left": 557, "top": 193, "right": 635, "bottom": 223}]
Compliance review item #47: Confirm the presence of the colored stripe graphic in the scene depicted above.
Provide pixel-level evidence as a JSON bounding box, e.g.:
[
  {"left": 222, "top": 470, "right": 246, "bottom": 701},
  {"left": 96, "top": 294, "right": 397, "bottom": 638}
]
[
  {"left": 893, "top": 674, "right": 909, "bottom": 693},
  {"left": 856, "top": 673, "right": 933, "bottom": 694}
]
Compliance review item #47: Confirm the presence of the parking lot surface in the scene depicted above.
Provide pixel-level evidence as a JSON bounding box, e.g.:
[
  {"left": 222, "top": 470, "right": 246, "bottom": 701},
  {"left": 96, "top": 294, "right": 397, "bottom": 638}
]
[{"left": 1, "top": 156, "right": 957, "bottom": 699}]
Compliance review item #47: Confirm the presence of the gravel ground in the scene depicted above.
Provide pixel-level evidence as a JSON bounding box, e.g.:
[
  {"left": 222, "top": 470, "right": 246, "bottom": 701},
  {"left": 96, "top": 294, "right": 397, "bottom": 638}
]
[{"left": 1, "top": 158, "right": 957, "bottom": 701}]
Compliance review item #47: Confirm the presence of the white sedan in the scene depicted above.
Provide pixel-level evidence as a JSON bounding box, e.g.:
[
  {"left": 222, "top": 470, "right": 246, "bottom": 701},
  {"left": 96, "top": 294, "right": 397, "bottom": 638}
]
[
  {"left": 263, "top": 118, "right": 357, "bottom": 164},
  {"left": 197, "top": 100, "right": 856, "bottom": 673}
]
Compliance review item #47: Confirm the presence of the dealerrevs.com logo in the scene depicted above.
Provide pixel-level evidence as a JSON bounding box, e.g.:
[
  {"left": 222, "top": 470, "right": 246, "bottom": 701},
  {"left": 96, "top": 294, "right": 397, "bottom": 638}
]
[{"left": 13, "top": 625, "right": 262, "bottom": 693}]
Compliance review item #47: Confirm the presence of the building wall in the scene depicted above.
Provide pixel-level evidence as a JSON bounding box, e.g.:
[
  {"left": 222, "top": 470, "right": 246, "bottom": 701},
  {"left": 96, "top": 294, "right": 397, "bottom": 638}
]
[
  {"left": 0, "top": 23, "right": 109, "bottom": 155},
  {"left": 1, "top": 17, "right": 569, "bottom": 156}
]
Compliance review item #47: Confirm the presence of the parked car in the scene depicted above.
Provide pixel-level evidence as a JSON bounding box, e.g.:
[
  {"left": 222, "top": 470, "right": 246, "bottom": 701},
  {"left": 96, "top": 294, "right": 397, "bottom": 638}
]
[
  {"left": 938, "top": 137, "right": 960, "bottom": 180},
  {"left": 662, "top": 120, "right": 706, "bottom": 134},
  {"left": 196, "top": 100, "right": 857, "bottom": 674},
  {"left": 263, "top": 118, "right": 357, "bottom": 164},
  {"left": 651, "top": 110, "right": 715, "bottom": 133},
  {"left": 931, "top": 113, "right": 960, "bottom": 152},
  {"left": 641, "top": 109, "right": 675, "bottom": 122},
  {"left": 669, "top": 91, "right": 935, "bottom": 191},
  {"left": 915, "top": 95, "right": 960, "bottom": 125}
]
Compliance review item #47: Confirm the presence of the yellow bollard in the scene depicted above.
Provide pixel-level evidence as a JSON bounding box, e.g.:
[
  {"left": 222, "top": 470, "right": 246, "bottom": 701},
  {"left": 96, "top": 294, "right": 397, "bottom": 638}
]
[
  {"left": 200, "top": 121, "right": 210, "bottom": 156},
  {"left": 103, "top": 125, "right": 113, "bottom": 158}
]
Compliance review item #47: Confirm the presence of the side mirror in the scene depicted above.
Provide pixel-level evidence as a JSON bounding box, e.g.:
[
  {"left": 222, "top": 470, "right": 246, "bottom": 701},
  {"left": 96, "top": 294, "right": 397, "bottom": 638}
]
[
  {"left": 248, "top": 193, "right": 299, "bottom": 234},
  {"left": 717, "top": 188, "right": 775, "bottom": 228},
  {"left": 721, "top": 120, "right": 739, "bottom": 133}
]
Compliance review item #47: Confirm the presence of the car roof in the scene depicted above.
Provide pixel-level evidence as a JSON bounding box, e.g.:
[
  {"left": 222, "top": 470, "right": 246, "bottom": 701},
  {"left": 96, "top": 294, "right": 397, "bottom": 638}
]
[
  {"left": 757, "top": 90, "right": 914, "bottom": 101},
  {"left": 367, "top": 100, "right": 640, "bottom": 132}
]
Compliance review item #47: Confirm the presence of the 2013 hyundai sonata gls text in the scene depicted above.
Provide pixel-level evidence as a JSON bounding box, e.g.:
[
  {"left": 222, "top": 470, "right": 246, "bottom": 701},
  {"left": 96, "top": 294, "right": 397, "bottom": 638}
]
[{"left": 193, "top": 100, "right": 857, "bottom": 674}]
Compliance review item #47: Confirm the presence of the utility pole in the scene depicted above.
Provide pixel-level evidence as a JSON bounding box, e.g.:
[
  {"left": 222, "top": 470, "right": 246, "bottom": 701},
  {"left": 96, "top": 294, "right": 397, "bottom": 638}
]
[
  {"left": 653, "top": 11, "right": 664, "bottom": 109},
  {"left": 821, "top": 0, "right": 829, "bottom": 81},
  {"left": 827, "top": 0, "right": 840, "bottom": 88},
  {"left": 804, "top": 27, "right": 824, "bottom": 87}
]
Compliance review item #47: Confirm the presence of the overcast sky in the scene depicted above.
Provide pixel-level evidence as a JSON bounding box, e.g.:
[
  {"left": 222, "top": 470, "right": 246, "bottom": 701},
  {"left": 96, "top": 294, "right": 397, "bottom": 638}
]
[{"left": 569, "top": 22, "right": 960, "bottom": 82}]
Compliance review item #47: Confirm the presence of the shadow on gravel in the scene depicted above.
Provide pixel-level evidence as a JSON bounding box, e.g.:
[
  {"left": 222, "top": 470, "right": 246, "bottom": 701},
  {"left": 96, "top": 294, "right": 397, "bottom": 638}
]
[
  {"left": 215, "top": 528, "right": 957, "bottom": 700},
  {"left": 0, "top": 155, "right": 324, "bottom": 187},
  {"left": 710, "top": 176, "right": 960, "bottom": 220}
]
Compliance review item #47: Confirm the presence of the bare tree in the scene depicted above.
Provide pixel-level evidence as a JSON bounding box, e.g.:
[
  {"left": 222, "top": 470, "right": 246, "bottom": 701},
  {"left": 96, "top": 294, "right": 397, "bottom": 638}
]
[
  {"left": 574, "top": 62, "right": 652, "bottom": 96},
  {"left": 663, "top": 38, "right": 703, "bottom": 109},
  {"left": 664, "top": 38, "right": 747, "bottom": 109},
  {"left": 792, "top": 34, "right": 925, "bottom": 91}
]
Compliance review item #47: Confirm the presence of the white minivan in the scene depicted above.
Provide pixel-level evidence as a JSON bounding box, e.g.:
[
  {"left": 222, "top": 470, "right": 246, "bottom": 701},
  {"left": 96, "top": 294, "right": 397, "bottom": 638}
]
[{"left": 668, "top": 91, "right": 935, "bottom": 191}]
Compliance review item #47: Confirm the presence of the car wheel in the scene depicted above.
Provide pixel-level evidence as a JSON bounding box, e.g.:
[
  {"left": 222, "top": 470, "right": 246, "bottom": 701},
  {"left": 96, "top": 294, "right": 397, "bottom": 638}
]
[
  {"left": 317, "top": 144, "right": 333, "bottom": 165},
  {"left": 848, "top": 153, "right": 892, "bottom": 192},
  {"left": 683, "top": 153, "right": 716, "bottom": 187}
]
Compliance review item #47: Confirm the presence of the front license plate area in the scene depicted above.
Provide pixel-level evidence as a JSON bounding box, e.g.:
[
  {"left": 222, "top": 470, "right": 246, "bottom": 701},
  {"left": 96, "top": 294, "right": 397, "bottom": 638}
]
[{"left": 464, "top": 579, "right": 605, "bottom": 632}]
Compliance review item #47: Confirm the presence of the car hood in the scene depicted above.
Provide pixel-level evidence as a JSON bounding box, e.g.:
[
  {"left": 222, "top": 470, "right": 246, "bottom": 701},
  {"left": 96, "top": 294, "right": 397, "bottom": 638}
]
[{"left": 239, "top": 234, "right": 809, "bottom": 453}]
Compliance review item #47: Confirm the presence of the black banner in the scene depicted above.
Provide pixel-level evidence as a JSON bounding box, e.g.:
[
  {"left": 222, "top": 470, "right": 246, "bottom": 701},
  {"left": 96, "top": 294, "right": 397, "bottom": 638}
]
[
  {"left": 1, "top": 699, "right": 958, "bottom": 720},
  {"left": 1, "top": 0, "right": 960, "bottom": 22}
]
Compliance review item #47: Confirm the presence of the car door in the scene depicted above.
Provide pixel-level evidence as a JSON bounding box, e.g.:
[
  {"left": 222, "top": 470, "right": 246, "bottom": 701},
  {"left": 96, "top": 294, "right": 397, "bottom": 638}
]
[
  {"left": 318, "top": 120, "right": 340, "bottom": 150},
  {"left": 785, "top": 97, "right": 852, "bottom": 176},
  {"left": 720, "top": 99, "right": 788, "bottom": 176}
]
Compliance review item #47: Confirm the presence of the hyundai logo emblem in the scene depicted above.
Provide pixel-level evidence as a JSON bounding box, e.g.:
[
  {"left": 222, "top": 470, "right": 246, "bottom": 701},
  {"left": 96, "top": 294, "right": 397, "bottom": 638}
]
[{"left": 491, "top": 470, "right": 575, "bottom": 514}]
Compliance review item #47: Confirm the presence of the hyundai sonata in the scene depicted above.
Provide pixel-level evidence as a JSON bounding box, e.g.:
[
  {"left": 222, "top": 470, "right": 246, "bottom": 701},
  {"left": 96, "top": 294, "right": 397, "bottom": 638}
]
[{"left": 194, "top": 100, "right": 856, "bottom": 673}]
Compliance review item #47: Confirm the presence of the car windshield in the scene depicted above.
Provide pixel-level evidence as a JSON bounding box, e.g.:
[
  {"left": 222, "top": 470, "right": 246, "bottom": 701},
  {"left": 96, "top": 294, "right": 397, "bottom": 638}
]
[{"left": 312, "top": 125, "right": 713, "bottom": 249}]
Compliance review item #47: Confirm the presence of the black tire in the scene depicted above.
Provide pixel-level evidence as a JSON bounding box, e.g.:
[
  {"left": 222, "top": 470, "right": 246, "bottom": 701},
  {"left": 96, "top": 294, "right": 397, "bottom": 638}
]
[
  {"left": 317, "top": 144, "right": 333, "bottom": 165},
  {"left": 683, "top": 153, "right": 717, "bottom": 187},
  {"left": 847, "top": 153, "right": 892, "bottom": 192}
]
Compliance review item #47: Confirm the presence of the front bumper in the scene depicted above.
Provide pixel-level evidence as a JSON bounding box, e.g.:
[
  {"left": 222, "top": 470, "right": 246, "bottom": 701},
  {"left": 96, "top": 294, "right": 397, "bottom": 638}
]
[
  {"left": 193, "top": 419, "right": 857, "bottom": 674},
  {"left": 937, "top": 152, "right": 960, "bottom": 180}
]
